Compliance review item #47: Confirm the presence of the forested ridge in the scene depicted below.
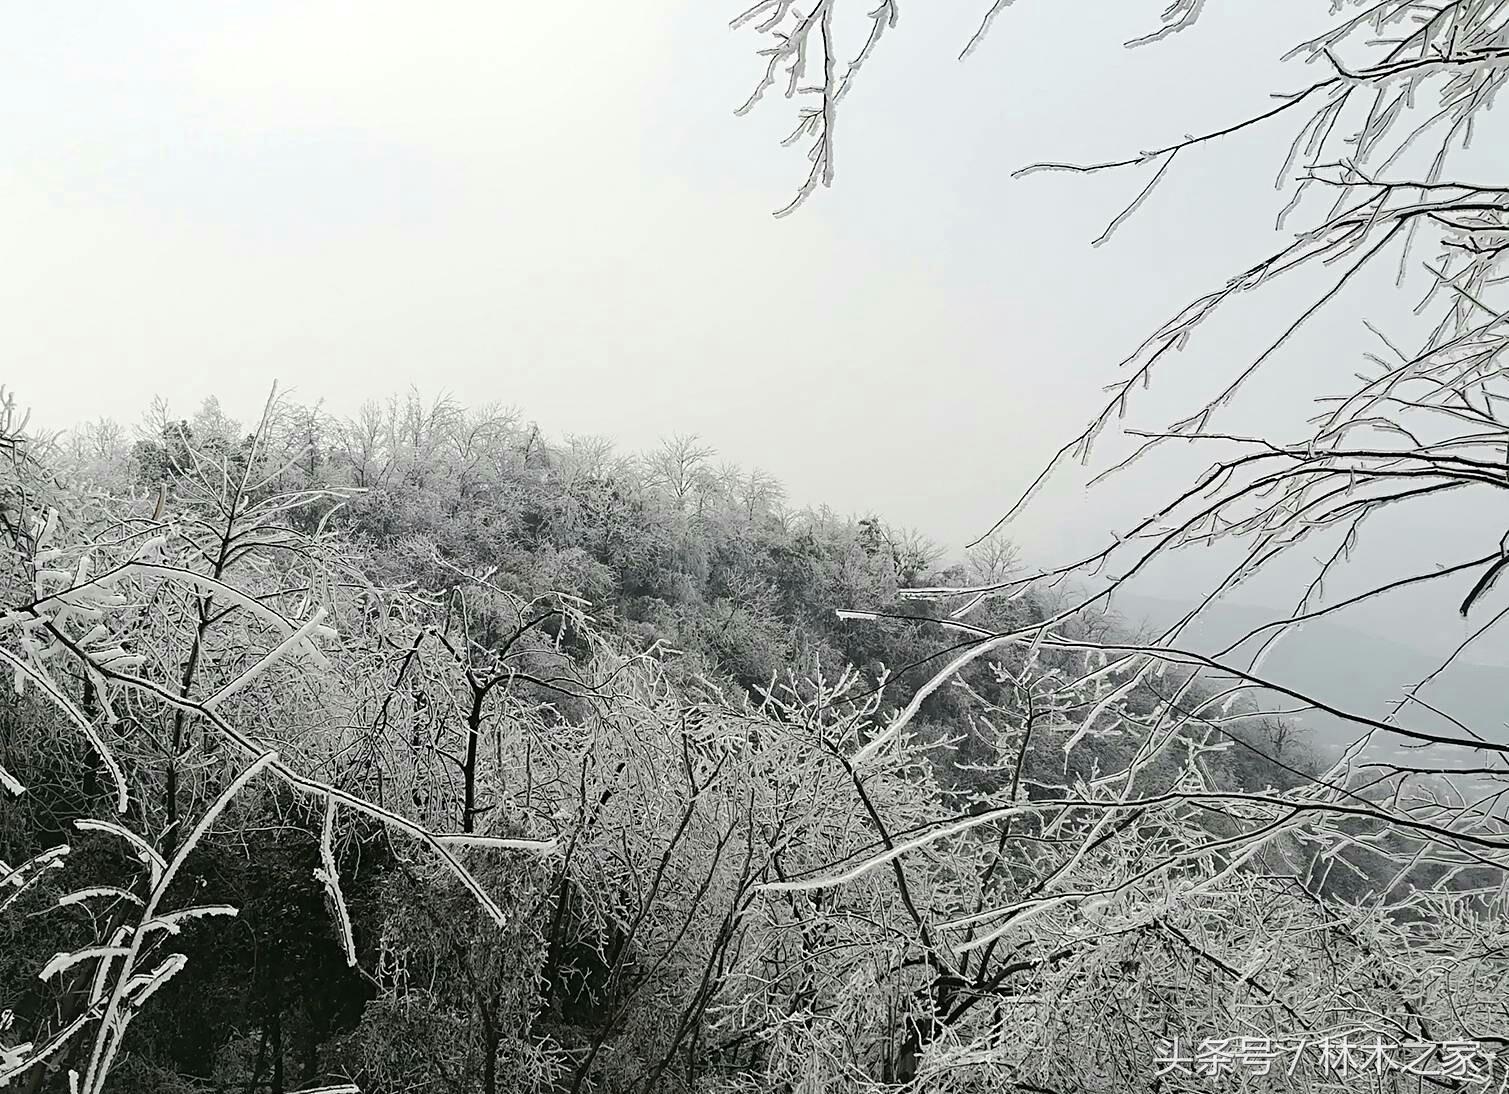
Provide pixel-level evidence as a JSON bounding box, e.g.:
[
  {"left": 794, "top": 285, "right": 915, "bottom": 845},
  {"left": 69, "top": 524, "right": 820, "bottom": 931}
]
[
  {"left": 8, "top": 0, "right": 1509, "bottom": 1090},
  {"left": 3, "top": 388, "right": 1491, "bottom": 1094}
]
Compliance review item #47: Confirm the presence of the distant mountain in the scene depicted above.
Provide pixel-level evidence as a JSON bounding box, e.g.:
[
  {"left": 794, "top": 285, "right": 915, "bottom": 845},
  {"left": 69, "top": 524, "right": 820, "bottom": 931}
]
[{"left": 1109, "top": 592, "right": 1508, "bottom": 757}]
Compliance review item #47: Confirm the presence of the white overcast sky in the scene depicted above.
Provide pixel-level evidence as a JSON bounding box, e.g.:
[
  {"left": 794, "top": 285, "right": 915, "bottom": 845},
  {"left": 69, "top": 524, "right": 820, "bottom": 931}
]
[{"left": 5, "top": 0, "right": 1501, "bottom": 614}]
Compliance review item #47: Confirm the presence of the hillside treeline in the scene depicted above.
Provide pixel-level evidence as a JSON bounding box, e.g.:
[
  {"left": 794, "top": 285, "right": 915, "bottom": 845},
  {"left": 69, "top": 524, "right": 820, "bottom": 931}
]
[{"left": 2, "top": 390, "right": 1501, "bottom": 1094}]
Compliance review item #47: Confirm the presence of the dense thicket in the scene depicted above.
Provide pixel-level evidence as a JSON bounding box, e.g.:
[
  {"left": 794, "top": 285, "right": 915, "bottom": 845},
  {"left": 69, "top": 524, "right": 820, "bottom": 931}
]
[
  {"left": 7, "top": 0, "right": 1509, "bottom": 1086},
  {"left": 6, "top": 387, "right": 1501, "bottom": 1094}
]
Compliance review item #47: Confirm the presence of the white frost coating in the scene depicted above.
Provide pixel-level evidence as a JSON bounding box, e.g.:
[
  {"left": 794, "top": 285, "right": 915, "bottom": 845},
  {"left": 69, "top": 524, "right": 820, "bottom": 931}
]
[
  {"left": 1060, "top": 664, "right": 1150, "bottom": 755},
  {"left": 315, "top": 795, "right": 358, "bottom": 967},
  {"left": 204, "top": 607, "right": 329, "bottom": 711},
  {"left": 951, "top": 895, "right": 1076, "bottom": 954},
  {"left": 757, "top": 803, "right": 1029, "bottom": 895},
  {"left": 84, "top": 666, "right": 119, "bottom": 724},
  {"left": 0, "top": 648, "right": 128, "bottom": 814},
  {"left": 139, "top": 906, "right": 238, "bottom": 936},
  {"left": 433, "top": 833, "right": 560, "bottom": 853},
  {"left": 95, "top": 654, "right": 144, "bottom": 672},
  {"left": 0, "top": 1009, "right": 94, "bottom": 1089},
  {"left": 74, "top": 820, "right": 166, "bottom": 884},
  {"left": 57, "top": 887, "right": 143, "bottom": 909},
  {"left": 39, "top": 947, "right": 133, "bottom": 982},
  {"left": 1072, "top": 651, "right": 1138, "bottom": 690},
  {"left": 940, "top": 892, "right": 1066, "bottom": 933},
  {"left": 122, "top": 563, "right": 331, "bottom": 670},
  {"left": 78, "top": 625, "right": 109, "bottom": 647},
  {"left": 58, "top": 589, "right": 125, "bottom": 609},
  {"left": 1, "top": 847, "right": 70, "bottom": 918},
  {"left": 36, "top": 509, "right": 58, "bottom": 550},
  {"left": 131, "top": 533, "right": 169, "bottom": 560},
  {"left": 88, "top": 927, "right": 132, "bottom": 1008},
  {"left": 851, "top": 629, "right": 1021, "bottom": 764},
  {"left": 122, "top": 954, "right": 188, "bottom": 1008},
  {"left": 0, "top": 762, "right": 23, "bottom": 797},
  {"left": 79, "top": 752, "right": 279, "bottom": 1094}
]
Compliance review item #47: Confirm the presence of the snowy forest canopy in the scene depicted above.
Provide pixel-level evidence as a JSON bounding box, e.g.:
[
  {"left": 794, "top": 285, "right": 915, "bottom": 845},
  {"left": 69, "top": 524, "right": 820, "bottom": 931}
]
[
  {"left": 0, "top": 387, "right": 1501, "bottom": 1094},
  {"left": 6, "top": 0, "right": 1509, "bottom": 1090}
]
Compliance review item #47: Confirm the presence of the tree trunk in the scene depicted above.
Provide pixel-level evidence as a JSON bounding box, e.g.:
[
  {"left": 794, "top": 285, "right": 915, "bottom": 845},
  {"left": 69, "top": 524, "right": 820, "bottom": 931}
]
[
  {"left": 462, "top": 684, "right": 484, "bottom": 833},
  {"left": 269, "top": 1006, "right": 284, "bottom": 1094}
]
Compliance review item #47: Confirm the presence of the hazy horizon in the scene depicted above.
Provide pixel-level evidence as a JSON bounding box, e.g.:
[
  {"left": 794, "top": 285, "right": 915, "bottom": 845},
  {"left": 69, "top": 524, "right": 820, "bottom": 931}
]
[
  {"left": 6, "top": 1, "right": 1362, "bottom": 571},
  {"left": 9, "top": 1, "right": 1508, "bottom": 664}
]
